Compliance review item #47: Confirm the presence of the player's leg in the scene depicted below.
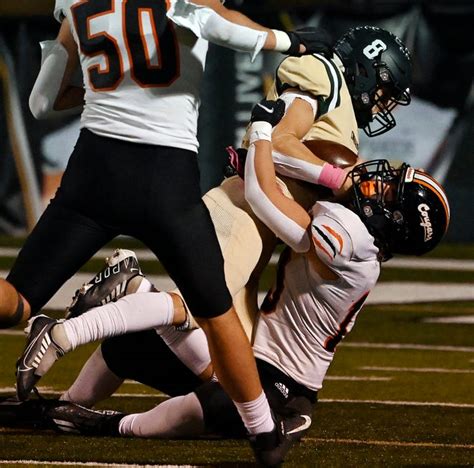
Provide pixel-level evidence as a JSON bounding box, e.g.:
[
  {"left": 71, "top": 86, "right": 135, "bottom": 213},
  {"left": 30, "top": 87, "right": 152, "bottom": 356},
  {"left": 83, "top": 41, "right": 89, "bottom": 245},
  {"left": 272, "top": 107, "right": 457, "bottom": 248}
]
[
  {"left": 64, "top": 330, "right": 204, "bottom": 407},
  {"left": 1, "top": 201, "right": 114, "bottom": 328},
  {"left": 139, "top": 149, "right": 275, "bottom": 440},
  {"left": 61, "top": 346, "right": 124, "bottom": 408},
  {"left": 2, "top": 130, "right": 119, "bottom": 329}
]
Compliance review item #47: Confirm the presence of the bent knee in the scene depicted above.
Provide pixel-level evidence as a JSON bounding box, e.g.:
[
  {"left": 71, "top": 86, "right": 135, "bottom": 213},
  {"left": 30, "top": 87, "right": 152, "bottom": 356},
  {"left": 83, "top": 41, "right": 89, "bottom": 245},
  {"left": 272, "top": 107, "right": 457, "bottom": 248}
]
[{"left": 0, "top": 279, "right": 30, "bottom": 328}]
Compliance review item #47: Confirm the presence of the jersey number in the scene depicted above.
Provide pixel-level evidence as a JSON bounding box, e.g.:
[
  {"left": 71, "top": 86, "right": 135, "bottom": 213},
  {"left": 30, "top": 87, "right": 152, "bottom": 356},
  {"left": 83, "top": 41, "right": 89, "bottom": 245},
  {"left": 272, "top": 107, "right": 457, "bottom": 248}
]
[
  {"left": 72, "top": 0, "right": 180, "bottom": 91},
  {"left": 324, "top": 292, "right": 369, "bottom": 352},
  {"left": 363, "top": 39, "right": 387, "bottom": 59}
]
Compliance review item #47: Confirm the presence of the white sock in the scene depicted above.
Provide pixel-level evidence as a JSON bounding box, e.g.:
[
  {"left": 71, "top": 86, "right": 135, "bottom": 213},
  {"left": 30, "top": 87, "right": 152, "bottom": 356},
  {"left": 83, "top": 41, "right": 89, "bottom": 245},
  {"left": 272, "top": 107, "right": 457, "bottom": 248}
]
[
  {"left": 60, "top": 347, "right": 123, "bottom": 408},
  {"left": 136, "top": 277, "right": 154, "bottom": 293},
  {"left": 156, "top": 326, "right": 211, "bottom": 376},
  {"left": 118, "top": 392, "right": 204, "bottom": 438},
  {"left": 61, "top": 292, "right": 175, "bottom": 350},
  {"left": 234, "top": 390, "right": 275, "bottom": 435}
]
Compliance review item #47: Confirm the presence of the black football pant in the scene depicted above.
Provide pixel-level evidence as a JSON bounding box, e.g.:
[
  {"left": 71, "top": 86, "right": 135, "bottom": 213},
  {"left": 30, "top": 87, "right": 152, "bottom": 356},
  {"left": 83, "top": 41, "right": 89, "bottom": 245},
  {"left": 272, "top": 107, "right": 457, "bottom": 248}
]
[
  {"left": 8, "top": 129, "right": 232, "bottom": 318},
  {"left": 102, "top": 330, "right": 316, "bottom": 438}
]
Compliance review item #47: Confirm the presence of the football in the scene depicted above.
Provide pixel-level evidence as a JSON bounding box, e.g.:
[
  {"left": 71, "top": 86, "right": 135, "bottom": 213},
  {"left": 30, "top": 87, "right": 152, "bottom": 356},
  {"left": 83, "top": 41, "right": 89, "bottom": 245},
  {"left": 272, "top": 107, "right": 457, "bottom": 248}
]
[{"left": 303, "top": 139, "right": 358, "bottom": 168}]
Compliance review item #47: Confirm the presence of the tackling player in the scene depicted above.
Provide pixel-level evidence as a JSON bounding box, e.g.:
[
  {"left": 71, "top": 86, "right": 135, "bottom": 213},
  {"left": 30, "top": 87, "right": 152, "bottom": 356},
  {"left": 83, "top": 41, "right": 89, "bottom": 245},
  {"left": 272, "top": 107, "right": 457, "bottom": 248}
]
[{"left": 9, "top": 100, "right": 450, "bottom": 467}]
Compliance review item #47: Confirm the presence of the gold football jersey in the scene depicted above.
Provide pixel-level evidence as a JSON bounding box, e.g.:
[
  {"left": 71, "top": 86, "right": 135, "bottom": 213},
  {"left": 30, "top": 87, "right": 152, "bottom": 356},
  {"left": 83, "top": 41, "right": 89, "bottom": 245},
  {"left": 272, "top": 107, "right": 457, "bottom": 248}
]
[{"left": 267, "top": 54, "right": 360, "bottom": 154}]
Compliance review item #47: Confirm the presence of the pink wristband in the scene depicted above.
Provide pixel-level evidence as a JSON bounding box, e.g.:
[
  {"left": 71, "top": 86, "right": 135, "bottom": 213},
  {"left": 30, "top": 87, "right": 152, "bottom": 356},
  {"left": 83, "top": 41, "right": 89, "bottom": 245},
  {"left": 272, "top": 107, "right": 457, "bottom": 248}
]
[{"left": 318, "top": 163, "right": 347, "bottom": 190}]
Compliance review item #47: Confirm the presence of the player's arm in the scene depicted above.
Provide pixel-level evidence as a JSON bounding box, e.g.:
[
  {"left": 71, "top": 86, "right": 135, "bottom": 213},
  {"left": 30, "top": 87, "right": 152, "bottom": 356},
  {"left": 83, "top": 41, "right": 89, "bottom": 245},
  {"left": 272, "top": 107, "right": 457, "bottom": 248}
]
[
  {"left": 270, "top": 93, "right": 352, "bottom": 191},
  {"left": 167, "top": 0, "right": 330, "bottom": 60},
  {"left": 29, "top": 18, "right": 84, "bottom": 119},
  {"left": 244, "top": 100, "right": 312, "bottom": 253}
]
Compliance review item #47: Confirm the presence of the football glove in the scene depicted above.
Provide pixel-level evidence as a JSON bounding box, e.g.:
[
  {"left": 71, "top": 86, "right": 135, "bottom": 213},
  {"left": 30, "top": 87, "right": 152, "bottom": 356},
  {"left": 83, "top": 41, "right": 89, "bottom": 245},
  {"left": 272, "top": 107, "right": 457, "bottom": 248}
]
[
  {"left": 224, "top": 146, "right": 247, "bottom": 179},
  {"left": 250, "top": 99, "right": 286, "bottom": 127},
  {"left": 286, "top": 27, "right": 333, "bottom": 57}
]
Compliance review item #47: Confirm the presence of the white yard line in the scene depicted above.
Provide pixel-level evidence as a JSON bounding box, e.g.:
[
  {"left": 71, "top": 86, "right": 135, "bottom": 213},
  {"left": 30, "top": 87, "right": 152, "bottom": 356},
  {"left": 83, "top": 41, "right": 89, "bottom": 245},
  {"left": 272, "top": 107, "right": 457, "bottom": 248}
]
[
  {"left": 319, "top": 398, "right": 474, "bottom": 408},
  {"left": 341, "top": 342, "right": 474, "bottom": 353},
  {"left": 1, "top": 246, "right": 473, "bottom": 270},
  {"left": 1, "top": 387, "right": 472, "bottom": 409},
  {"left": 0, "top": 462, "right": 200, "bottom": 467},
  {"left": 424, "top": 316, "right": 474, "bottom": 324},
  {"left": 360, "top": 366, "right": 474, "bottom": 374},
  {"left": 303, "top": 437, "right": 474, "bottom": 450},
  {"left": 325, "top": 376, "right": 392, "bottom": 381},
  {"left": 1, "top": 268, "right": 473, "bottom": 309}
]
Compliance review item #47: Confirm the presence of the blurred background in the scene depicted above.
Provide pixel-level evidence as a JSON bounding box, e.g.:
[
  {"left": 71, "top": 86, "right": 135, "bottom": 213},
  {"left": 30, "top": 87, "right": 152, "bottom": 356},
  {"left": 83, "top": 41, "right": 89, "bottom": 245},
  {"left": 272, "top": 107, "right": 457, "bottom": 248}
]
[{"left": 0, "top": 0, "right": 472, "bottom": 242}]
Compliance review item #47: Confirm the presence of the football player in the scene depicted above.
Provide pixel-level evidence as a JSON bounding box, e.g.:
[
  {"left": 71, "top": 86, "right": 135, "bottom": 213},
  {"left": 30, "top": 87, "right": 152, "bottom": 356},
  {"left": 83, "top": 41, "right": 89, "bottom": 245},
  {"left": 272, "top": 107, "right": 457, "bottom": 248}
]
[
  {"left": 9, "top": 100, "right": 450, "bottom": 467},
  {"left": 8, "top": 21, "right": 412, "bottom": 466},
  {"left": 0, "top": 1, "right": 337, "bottom": 464}
]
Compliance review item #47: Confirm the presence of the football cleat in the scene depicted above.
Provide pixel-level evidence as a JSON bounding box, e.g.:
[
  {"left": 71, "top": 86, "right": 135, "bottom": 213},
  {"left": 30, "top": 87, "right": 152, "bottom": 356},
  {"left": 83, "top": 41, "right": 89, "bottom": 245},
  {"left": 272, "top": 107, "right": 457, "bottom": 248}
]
[
  {"left": 66, "top": 249, "right": 144, "bottom": 318},
  {"left": 249, "top": 402, "right": 312, "bottom": 467},
  {"left": 0, "top": 395, "right": 59, "bottom": 430},
  {"left": 0, "top": 396, "right": 123, "bottom": 435},
  {"left": 16, "top": 315, "right": 65, "bottom": 401},
  {"left": 45, "top": 400, "right": 124, "bottom": 436}
]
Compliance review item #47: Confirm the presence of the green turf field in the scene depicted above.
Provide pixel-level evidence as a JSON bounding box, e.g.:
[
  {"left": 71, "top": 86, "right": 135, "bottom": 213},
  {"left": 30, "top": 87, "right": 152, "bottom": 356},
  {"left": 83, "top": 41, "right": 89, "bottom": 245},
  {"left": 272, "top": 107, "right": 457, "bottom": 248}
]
[{"left": 0, "top": 240, "right": 473, "bottom": 467}]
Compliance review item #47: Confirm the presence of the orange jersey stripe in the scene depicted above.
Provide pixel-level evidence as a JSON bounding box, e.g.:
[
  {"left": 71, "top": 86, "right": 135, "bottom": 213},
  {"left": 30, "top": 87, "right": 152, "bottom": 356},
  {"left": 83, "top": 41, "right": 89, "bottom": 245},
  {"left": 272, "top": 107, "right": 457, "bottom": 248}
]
[{"left": 322, "top": 224, "right": 344, "bottom": 253}]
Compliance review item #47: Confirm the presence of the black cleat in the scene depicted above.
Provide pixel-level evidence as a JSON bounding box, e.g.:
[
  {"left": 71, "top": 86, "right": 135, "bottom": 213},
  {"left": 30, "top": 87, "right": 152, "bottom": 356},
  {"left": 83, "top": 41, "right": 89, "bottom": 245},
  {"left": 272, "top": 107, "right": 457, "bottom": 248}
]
[
  {"left": 0, "top": 396, "right": 123, "bottom": 435},
  {"left": 45, "top": 400, "right": 124, "bottom": 436},
  {"left": 66, "top": 249, "right": 144, "bottom": 318},
  {"left": 0, "top": 395, "right": 59, "bottom": 430},
  {"left": 16, "top": 315, "right": 65, "bottom": 401},
  {"left": 249, "top": 400, "right": 312, "bottom": 467}
]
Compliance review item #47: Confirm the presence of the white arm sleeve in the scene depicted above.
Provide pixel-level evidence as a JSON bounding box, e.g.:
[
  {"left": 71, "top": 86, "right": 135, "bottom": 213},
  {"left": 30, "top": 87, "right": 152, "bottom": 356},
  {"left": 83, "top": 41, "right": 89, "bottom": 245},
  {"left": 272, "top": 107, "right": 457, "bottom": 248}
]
[
  {"left": 245, "top": 144, "right": 310, "bottom": 253},
  {"left": 271, "top": 91, "right": 323, "bottom": 183},
  {"left": 167, "top": 0, "right": 267, "bottom": 61},
  {"left": 272, "top": 150, "right": 326, "bottom": 183},
  {"left": 29, "top": 40, "right": 82, "bottom": 120}
]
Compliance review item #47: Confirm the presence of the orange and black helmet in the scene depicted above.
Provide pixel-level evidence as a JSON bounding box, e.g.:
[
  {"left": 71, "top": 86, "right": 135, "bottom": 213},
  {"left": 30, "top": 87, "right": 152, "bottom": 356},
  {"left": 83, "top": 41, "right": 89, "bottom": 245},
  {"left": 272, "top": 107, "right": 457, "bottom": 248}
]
[{"left": 349, "top": 160, "right": 450, "bottom": 260}]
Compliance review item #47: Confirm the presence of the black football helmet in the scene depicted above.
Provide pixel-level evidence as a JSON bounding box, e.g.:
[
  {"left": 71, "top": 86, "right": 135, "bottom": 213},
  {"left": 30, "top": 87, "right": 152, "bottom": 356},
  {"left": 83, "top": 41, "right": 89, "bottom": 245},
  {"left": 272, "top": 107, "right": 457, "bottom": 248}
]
[
  {"left": 349, "top": 160, "right": 450, "bottom": 261},
  {"left": 333, "top": 26, "right": 412, "bottom": 137}
]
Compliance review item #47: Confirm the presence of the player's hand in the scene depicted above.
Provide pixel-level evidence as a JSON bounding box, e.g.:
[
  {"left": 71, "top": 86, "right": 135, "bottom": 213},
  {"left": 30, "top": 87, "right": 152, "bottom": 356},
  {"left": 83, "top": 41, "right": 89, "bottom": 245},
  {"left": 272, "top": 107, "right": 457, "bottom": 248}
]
[
  {"left": 250, "top": 99, "right": 286, "bottom": 127},
  {"left": 286, "top": 27, "right": 333, "bottom": 57},
  {"left": 224, "top": 146, "right": 247, "bottom": 179}
]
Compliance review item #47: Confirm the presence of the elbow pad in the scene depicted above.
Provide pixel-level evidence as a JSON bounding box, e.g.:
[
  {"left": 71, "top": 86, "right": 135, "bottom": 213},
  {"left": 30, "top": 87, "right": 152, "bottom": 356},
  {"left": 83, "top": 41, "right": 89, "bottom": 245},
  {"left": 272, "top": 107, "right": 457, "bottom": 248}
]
[
  {"left": 168, "top": 0, "right": 266, "bottom": 61},
  {"left": 245, "top": 145, "right": 310, "bottom": 253},
  {"left": 29, "top": 40, "right": 68, "bottom": 120}
]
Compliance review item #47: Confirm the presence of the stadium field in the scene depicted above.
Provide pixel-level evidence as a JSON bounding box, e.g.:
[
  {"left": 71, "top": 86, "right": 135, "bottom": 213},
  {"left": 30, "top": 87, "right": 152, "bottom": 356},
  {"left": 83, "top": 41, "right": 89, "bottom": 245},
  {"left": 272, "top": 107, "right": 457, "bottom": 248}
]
[{"left": 0, "top": 239, "right": 473, "bottom": 467}]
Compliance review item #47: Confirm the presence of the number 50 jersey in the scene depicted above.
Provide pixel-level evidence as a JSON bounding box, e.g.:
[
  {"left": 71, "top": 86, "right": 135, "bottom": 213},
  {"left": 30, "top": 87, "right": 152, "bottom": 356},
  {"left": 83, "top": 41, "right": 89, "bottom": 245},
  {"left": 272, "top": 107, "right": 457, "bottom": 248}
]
[{"left": 55, "top": 0, "right": 208, "bottom": 152}]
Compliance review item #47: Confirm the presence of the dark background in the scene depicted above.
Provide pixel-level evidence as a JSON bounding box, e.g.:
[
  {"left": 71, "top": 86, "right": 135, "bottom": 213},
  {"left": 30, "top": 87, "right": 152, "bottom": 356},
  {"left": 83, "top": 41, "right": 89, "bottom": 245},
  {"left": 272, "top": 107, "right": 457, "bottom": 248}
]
[{"left": 0, "top": 0, "right": 472, "bottom": 241}]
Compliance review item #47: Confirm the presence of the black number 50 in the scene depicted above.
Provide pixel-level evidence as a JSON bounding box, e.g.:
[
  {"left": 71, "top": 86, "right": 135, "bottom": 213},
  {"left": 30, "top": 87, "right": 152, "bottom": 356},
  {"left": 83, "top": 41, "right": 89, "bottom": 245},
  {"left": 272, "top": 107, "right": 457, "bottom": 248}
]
[{"left": 72, "top": 0, "right": 180, "bottom": 91}]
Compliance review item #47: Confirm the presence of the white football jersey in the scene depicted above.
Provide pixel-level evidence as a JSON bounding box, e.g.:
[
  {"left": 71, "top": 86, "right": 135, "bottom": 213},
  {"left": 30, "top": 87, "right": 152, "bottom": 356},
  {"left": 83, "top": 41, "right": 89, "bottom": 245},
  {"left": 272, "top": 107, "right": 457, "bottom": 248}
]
[
  {"left": 55, "top": 0, "right": 208, "bottom": 151},
  {"left": 252, "top": 201, "right": 380, "bottom": 391}
]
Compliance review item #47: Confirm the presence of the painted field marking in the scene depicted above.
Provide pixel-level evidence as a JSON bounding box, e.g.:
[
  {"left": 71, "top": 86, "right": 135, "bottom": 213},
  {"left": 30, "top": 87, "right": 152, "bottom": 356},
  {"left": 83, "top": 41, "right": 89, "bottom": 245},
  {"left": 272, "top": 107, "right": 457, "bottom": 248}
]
[
  {"left": 319, "top": 398, "right": 474, "bottom": 408},
  {"left": 2, "top": 330, "right": 473, "bottom": 355},
  {"left": 0, "top": 462, "right": 202, "bottom": 467},
  {"left": 304, "top": 437, "right": 474, "bottom": 450},
  {"left": 341, "top": 342, "right": 474, "bottom": 353},
  {"left": 1, "top": 388, "right": 472, "bottom": 408},
  {"left": 360, "top": 366, "right": 474, "bottom": 374},
  {"left": 325, "top": 376, "right": 392, "bottom": 381},
  {"left": 424, "top": 316, "right": 474, "bottom": 324},
  {"left": 1, "top": 246, "right": 473, "bottom": 270}
]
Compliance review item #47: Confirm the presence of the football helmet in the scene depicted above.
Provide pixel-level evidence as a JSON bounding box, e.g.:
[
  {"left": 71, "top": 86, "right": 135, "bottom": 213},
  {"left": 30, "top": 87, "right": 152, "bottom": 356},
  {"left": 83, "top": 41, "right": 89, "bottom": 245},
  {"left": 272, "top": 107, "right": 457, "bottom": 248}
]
[
  {"left": 333, "top": 26, "right": 412, "bottom": 137},
  {"left": 349, "top": 160, "right": 450, "bottom": 260}
]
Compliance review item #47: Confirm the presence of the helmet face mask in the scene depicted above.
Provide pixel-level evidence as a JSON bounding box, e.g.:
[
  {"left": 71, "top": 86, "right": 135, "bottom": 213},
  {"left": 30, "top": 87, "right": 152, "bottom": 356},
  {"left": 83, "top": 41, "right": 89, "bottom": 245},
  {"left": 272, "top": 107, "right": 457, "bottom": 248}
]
[
  {"left": 334, "top": 26, "right": 412, "bottom": 137},
  {"left": 349, "top": 160, "right": 450, "bottom": 261}
]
